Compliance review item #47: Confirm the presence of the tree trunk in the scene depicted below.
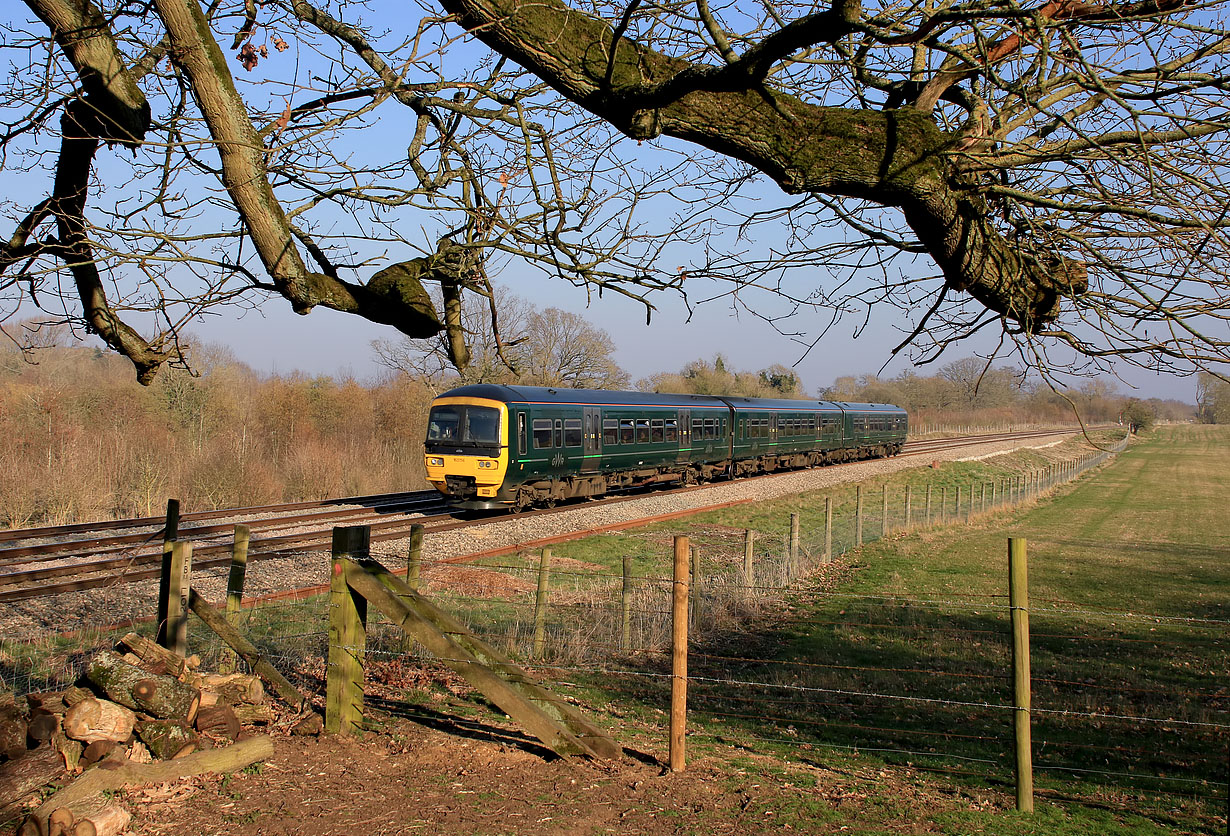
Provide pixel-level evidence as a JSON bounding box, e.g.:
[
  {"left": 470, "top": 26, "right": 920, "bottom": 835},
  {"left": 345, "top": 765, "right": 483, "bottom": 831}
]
[
  {"left": 47, "top": 807, "right": 75, "bottom": 836},
  {"left": 119, "top": 633, "right": 187, "bottom": 678},
  {"left": 62, "top": 700, "right": 135, "bottom": 746},
  {"left": 193, "top": 706, "right": 240, "bottom": 742},
  {"left": 86, "top": 651, "right": 199, "bottom": 723},
  {"left": 0, "top": 744, "right": 63, "bottom": 818},
  {"left": 1, "top": 702, "right": 26, "bottom": 756},
  {"left": 71, "top": 805, "right": 130, "bottom": 836},
  {"left": 231, "top": 704, "right": 272, "bottom": 726},
  {"left": 185, "top": 673, "right": 264, "bottom": 707},
  {"left": 134, "top": 720, "right": 198, "bottom": 761}
]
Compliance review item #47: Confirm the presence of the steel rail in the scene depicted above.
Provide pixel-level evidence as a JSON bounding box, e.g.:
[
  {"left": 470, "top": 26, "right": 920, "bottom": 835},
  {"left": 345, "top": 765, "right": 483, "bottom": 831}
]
[
  {"left": 0, "top": 489, "right": 440, "bottom": 544},
  {"left": 0, "top": 493, "right": 448, "bottom": 566},
  {"left": 0, "top": 427, "right": 1087, "bottom": 604}
]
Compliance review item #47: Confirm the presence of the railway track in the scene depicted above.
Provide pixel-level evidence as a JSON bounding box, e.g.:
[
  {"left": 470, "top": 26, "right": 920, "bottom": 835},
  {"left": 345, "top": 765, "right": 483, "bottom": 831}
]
[{"left": 0, "top": 427, "right": 1081, "bottom": 604}]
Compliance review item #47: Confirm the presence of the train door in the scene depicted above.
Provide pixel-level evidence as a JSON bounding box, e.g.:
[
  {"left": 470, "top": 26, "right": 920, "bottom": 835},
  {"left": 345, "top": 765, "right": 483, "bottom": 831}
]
[
  {"left": 582, "top": 407, "right": 601, "bottom": 471},
  {"left": 770, "top": 413, "right": 778, "bottom": 444},
  {"left": 677, "top": 409, "right": 691, "bottom": 462}
]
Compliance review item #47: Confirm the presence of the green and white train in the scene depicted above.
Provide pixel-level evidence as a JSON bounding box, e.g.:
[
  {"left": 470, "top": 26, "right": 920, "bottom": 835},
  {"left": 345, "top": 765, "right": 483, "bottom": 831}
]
[{"left": 424, "top": 384, "right": 908, "bottom": 511}]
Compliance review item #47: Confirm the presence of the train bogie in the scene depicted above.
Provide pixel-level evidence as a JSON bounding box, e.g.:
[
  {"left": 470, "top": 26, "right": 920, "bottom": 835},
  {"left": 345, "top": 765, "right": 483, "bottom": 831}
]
[{"left": 424, "top": 385, "right": 907, "bottom": 511}]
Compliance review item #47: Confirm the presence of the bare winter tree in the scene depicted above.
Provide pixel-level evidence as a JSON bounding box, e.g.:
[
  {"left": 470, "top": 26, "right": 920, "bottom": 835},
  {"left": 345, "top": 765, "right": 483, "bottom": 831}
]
[
  {"left": 6, "top": 0, "right": 1229, "bottom": 386},
  {"left": 374, "top": 285, "right": 630, "bottom": 389},
  {"left": 1, "top": 0, "right": 689, "bottom": 382},
  {"left": 437, "top": 0, "right": 1230, "bottom": 381}
]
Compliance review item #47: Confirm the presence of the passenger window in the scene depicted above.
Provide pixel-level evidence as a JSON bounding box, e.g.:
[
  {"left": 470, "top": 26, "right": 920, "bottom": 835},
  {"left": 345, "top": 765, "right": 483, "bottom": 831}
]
[
  {"left": 704, "top": 418, "right": 716, "bottom": 439},
  {"left": 564, "top": 418, "right": 582, "bottom": 447},
  {"left": 636, "top": 419, "right": 650, "bottom": 444},
  {"left": 620, "top": 419, "right": 634, "bottom": 445},
  {"left": 533, "top": 418, "right": 552, "bottom": 449},
  {"left": 665, "top": 418, "right": 678, "bottom": 443},
  {"left": 692, "top": 418, "right": 703, "bottom": 438},
  {"left": 651, "top": 419, "right": 664, "bottom": 443},
  {"left": 603, "top": 419, "right": 618, "bottom": 445},
  {"left": 518, "top": 413, "right": 527, "bottom": 451}
]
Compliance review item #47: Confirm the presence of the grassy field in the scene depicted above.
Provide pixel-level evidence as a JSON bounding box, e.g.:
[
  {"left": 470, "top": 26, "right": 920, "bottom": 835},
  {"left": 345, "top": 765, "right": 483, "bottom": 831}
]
[{"left": 525, "top": 426, "right": 1226, "bottom": 834}]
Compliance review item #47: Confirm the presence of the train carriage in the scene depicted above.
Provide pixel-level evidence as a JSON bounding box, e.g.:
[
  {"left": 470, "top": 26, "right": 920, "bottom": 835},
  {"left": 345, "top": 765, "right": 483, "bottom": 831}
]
[{"left": 424, "top": 384, "right": 907, "bottom": 511}]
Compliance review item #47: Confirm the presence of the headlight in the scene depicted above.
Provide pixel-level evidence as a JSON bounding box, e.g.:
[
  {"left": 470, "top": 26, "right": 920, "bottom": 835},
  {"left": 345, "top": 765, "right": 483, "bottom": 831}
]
[{"left": 427, "top": 457, "right": 444, "bottom": 467}]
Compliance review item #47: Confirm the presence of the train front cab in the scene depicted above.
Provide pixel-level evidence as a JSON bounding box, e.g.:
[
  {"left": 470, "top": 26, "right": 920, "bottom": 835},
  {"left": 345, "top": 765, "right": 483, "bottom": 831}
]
[{"left": 423, "top": 395, "right": 511, "bottom": 509}]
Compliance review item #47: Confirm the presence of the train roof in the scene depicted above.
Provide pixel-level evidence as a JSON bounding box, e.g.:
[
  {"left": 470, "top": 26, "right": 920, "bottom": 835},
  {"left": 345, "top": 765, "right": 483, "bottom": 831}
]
[{"left": 434, "top": 384, "right": 905, "bottom": 414}]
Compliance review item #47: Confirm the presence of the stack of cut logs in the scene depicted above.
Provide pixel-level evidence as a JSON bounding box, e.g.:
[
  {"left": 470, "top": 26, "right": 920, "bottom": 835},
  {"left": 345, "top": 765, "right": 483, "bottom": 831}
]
[{"left": 2, "top": 633, "right": 281, "bottom": 836}]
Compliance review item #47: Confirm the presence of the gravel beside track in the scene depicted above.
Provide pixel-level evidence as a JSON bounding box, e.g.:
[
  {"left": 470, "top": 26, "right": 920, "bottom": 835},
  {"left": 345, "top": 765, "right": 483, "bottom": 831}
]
[{"left": 2, "top": 432, "right": 1076, "bottom": 637}]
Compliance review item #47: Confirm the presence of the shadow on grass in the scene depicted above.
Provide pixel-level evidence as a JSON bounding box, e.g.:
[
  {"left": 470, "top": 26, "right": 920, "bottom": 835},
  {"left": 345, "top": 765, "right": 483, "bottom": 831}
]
[{"left": 583, "top": 587, "right": 1226, "bottom": 832}]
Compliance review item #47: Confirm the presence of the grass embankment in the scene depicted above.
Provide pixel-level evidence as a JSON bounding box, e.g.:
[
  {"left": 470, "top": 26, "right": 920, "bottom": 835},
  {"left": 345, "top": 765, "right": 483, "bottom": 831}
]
[{"left": 531, "top": 427, "right": 1227, "bottom": 835}]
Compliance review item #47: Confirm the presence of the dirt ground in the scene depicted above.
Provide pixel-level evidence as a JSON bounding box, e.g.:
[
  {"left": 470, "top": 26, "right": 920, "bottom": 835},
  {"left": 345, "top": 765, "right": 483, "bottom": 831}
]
[{"left": 116, "top": 710, "right": 983, "bottom": 836}]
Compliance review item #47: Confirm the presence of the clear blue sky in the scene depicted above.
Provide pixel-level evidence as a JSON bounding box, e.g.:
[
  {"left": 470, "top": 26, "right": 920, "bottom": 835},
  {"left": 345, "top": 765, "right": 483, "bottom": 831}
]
[{"left": 190, "top": 267, "right": 1199, "bottom": 403}]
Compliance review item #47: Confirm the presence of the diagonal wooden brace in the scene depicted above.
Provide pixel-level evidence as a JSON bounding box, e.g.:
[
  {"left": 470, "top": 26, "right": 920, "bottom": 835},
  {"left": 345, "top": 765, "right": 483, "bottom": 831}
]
[{"left": 341, "top": 556, "right": 619, "bottom": 760}]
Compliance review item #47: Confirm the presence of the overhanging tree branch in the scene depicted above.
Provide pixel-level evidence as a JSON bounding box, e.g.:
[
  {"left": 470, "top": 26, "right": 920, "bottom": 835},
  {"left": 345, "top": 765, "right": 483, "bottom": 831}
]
[{"left": 440, "top": 0, "right": 1088, "bottom": 331}]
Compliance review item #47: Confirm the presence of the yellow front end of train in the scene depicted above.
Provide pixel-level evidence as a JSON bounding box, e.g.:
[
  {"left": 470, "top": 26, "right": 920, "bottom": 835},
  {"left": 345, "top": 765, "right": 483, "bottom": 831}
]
[{"left": 423, "top": 395, "right": 510, "bottom": 506}]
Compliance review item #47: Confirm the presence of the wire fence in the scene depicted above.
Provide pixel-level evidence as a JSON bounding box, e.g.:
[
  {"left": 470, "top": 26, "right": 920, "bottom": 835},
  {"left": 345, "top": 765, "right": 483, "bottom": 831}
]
[{"left": 4, "top": 433, "right": 1222, "bottom": 825}]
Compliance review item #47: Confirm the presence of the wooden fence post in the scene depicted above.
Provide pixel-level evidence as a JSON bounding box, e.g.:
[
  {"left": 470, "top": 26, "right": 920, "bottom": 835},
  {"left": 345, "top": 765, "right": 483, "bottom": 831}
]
[
  {"left": 690, "top": 545, "right": 702, "bottom": 624},
  {"left": 1009, "top": 537, "right": 1034, "bottom": 813},
  {"left": 164, "top": 541, "right": 192, "bottom": 657},
  {"left": 941, "top": 487, "right": 948, "bottom": 523},
  {"left": 621, "top": 556, "right": 633, "bottom": 653},
  {"left": 219, "top": 525, "right": 250, "bottom": 674},
  {"left": 743, "top": 530, "right": 755, "bottom": 598},
  {"left": 401, "top": 523, "right": 427, "bottom": 654},
  {"left": 881, "top": 484, "right": 889, "bottom": 537},
  {"left": 533, "top": 549, "right": 553, "bottom": 658},
  {"left": 156, "top": 499, "right": 181, "bottom": 648},
  {"left": 670, "top": 536, "right": 690, "bottom": 773},
  {"left": 789, "top": 513, "right": 800, "bottom": 571},
  {"left": 925, "top": 485, "right": 933, "bottom": 525},
  {"left": 823, "top": 497, "right": 833, "bottom": 564},
  {"left": 406, "top": 523, "right": 425, "bottom": 591},
  {"left": 955, "top": 486, "right": 962, "bottom": 523},
  {"left": 855, "top": 486, "right": 864, "bottom": 547},
  {"left": 327, "top": 526, "right": 369, "bottom": 736},
  {"left": 904, "top": 485, "right": 912, "bottom": 530}
]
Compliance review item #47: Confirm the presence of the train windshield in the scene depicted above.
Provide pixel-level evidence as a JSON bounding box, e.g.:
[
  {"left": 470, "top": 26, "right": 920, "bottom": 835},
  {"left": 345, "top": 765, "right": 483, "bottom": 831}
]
[{"left": 427, "top": 405, "right": 501, "bottom": 448}]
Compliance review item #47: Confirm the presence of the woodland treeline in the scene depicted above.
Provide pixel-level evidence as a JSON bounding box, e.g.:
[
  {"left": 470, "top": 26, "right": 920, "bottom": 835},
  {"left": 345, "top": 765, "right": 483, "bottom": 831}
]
[
  {"left": 639, "top": 356, "right": 1190, "bottom": 431},
  {"left": 0, "top": 341, "right": 1191, "bottom": 529},
  {"left": 0, "top": 344, "right": 434, "bottom": 528}
]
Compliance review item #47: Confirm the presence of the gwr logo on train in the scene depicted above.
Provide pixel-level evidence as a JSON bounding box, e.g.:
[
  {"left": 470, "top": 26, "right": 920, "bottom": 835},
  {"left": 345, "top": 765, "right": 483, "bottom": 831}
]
[{"left": 424, "top": 385, "right": 906, "bottom": 512}]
